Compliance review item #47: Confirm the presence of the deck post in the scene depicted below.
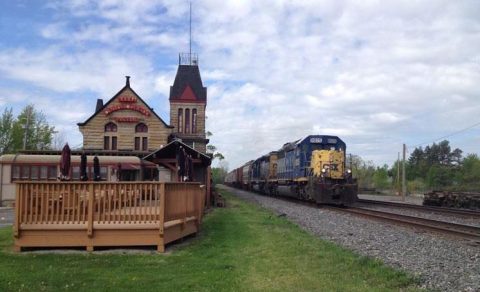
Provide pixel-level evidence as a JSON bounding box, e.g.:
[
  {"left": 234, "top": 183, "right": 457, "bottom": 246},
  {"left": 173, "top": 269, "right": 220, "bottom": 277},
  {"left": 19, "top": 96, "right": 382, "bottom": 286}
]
[
  {"left": 158, "top": 183, "right": 165, "bottom": 252},
  {"left": 13, "top": 183, "right": 20, "bottom": 238},
  {"left": 196, "top": 186, "right": 204, "bottom": 231},
  {"left": 206, "top": 166, "right": 211, "bottom": 207},
  {"left": 87, "top": 184, "right": 94, "bottom": 238}
]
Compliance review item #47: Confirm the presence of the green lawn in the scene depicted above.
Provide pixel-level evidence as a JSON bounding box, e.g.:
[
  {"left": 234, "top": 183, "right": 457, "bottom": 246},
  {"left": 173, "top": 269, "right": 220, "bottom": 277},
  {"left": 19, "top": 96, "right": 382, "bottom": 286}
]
[{"left": 0, "top": 189, "right": 419, "bottom": 291}]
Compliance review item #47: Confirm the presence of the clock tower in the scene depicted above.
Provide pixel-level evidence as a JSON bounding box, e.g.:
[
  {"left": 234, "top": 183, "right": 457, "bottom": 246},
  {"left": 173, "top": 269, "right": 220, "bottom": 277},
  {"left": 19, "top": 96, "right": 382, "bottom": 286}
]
[{"left": 169, "top": 53, "right": 208, "bottom": 153}]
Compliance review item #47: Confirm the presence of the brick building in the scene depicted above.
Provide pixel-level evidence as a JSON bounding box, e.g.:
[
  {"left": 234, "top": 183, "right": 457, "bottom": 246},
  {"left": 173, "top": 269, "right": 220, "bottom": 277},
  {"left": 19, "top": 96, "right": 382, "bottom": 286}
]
[{"left": 78, "top": 56, "right": 209, "bottom": 154}]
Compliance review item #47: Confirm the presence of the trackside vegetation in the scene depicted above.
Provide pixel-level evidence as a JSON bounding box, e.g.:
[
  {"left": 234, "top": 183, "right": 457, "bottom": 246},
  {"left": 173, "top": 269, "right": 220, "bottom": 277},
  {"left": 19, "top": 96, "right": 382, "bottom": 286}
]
[{"left": 0, "top": 191, "right": 419, "bottom": 291}]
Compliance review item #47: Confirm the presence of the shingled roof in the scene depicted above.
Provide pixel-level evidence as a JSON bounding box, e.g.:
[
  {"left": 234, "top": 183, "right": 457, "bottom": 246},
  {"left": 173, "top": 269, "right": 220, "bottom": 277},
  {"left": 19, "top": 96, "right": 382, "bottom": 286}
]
[
  {"left": 77, "top": 77, "right": 173, "bottom": 128},
  {"left": 169, "top": 65, "right": 207, "bottom": 102}
]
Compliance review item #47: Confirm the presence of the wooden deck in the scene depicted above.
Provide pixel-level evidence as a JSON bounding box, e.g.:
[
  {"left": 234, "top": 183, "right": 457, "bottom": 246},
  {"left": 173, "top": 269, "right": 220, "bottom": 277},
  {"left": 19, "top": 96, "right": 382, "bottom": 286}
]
[{"left": 13, "top": 182, "right": 205, "bottom": 252}]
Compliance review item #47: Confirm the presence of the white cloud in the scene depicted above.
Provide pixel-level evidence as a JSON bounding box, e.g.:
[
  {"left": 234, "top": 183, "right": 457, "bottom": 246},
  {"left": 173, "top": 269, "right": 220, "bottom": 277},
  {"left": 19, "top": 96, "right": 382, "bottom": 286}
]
[{"left": 2, "top": 0, "right": 480, "bottom": 169}]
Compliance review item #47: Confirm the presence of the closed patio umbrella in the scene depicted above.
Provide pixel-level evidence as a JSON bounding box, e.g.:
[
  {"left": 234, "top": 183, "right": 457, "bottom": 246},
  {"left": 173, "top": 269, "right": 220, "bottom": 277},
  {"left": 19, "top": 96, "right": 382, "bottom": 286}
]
[
  {"left": 60, "top": 143, "right": 71, "bottom": 180},
  {"left": 93, "top": 155, "right": 101, "bottom": 181},
  {"left": 80, "top": 152, "right": 88, "bottom": 181}
]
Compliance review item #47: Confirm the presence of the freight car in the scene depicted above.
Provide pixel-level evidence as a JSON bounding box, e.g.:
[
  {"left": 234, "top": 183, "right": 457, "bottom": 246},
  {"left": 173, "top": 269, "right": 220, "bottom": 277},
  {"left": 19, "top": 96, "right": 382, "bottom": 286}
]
[{"left": 226, "top": 135, "right": 358, "bottom": 205}]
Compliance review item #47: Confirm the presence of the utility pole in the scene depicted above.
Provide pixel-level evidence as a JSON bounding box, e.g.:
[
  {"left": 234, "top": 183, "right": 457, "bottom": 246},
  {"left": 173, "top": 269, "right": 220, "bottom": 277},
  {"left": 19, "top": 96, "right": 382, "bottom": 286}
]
[
  {"left": 402, "top": 144, "right": 406, "bottom": 201},
  {"left": 396, "top": 152, "right": 400, "bottom": 195}
]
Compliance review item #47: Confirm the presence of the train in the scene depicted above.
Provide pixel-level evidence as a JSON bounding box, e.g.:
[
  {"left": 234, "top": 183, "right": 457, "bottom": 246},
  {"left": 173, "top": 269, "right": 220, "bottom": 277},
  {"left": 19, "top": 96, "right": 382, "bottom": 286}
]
[{"left": 225, "top": 135, "right": 358, "bottom": 205}]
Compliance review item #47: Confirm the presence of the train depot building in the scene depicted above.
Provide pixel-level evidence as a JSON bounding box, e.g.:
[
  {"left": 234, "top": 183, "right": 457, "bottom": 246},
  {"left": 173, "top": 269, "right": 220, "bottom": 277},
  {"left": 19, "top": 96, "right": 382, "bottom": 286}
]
[
  {"left": 0, "top": 55, "right": 211, "bottom": 206},
  {"left": 1, "top": 55, "right": 215, "bottom": 252}
]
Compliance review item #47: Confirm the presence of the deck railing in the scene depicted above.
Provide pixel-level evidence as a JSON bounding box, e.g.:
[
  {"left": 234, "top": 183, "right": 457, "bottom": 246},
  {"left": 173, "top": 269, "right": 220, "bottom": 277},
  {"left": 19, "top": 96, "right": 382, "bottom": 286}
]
[{"left": 14, "top": 182, "right": 204, "bottom": 251}]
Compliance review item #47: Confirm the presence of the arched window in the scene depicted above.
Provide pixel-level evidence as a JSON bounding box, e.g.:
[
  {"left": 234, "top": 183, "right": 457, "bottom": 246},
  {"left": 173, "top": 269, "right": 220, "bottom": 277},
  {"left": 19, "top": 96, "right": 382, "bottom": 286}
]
[
  {"left": 178, "top": 109, "right": 183, "bottom": 133},
  {"left": 185, "top": 109, "right": 190, "bottom": 133},
  {"left": 135, "top": 123, "right": 148, "bottom": 133},
  {"left": 104, "top": 122, "right": 117, "bottom": 150},
  {"left": 192, "top": 109, "right": 197, "bottom": 133},
  {"left": 104, "top": 122, "right": 117, "bottom": 132}
]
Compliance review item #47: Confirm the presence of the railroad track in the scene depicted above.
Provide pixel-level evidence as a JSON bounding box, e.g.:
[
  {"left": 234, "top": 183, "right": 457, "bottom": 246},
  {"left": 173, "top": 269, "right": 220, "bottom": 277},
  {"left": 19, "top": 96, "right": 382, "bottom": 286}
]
[
  {"left": 357, "top": 199, "right": 480, "bottom": 218},
  {"left": 329, "top": 206, "right": 480, "bottom": 243}
]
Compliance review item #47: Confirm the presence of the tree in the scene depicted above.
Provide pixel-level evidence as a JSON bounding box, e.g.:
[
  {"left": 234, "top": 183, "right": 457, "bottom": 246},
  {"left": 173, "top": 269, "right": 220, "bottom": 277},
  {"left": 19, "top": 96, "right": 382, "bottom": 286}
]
[
  {"left": 211, "top": 160, "right": 229, "bottom": 185},
  {"left": 350, "top": 154, "right": 376, "bottom": 189},
  {"left": 0, "top": 108, "right": 14, "bottom": 154},
  {"left": 0, "top": 104, "right": 56, "bottom": 154},
  {"left": 373, "top": 165, "right": 390, "bottom": 190},
  {"left": 206, "top": 131, "right": 224, "bottom": 163},
  {"left": 458, "top": 154, "right": 480, "bottom": 190}
]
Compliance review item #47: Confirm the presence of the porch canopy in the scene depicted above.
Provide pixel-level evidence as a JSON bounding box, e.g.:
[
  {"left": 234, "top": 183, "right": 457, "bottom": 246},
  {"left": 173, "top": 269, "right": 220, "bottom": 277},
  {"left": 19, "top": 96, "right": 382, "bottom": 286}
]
[{"left": 143, "top": 140, "right": 211, "bottom": 183}]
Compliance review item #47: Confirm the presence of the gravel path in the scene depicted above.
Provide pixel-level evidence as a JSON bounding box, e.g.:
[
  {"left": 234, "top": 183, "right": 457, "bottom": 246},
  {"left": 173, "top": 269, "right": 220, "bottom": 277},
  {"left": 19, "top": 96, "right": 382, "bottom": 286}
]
[
  {"left": 220, "top": 185, "right": 480, "bottom": 292},
  {"left": 356, "top": 203, "right": 480, "bottom": 227}
]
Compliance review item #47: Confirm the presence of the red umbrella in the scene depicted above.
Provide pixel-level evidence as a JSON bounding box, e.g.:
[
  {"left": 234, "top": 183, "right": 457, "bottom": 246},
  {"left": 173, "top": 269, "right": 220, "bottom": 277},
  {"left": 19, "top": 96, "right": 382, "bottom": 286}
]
[
  {"left": 80, "top": 152, "right": 88, "bottom": 181},
  {"left": 93, "top": 155, "right": 101, "bottom": 181},
  {"left": 60, "top": 143, "right": 71, "bottom": 180}
]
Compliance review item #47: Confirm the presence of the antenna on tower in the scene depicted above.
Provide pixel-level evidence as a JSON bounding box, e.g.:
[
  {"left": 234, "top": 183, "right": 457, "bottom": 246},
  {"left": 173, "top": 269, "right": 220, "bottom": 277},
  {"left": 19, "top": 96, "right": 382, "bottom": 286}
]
[
  {"left": 189, "top": 1, "right": 192, "bottom": 64},
  {"left": 179, "top": 1, "right": 198, "bottom": 66}
]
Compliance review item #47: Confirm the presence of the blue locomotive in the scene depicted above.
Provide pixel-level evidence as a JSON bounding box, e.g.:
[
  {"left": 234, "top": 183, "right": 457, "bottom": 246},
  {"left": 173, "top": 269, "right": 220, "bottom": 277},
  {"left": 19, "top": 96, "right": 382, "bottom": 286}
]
[{"left": 226, "top": 135, "right": 358, "bottom": 205}]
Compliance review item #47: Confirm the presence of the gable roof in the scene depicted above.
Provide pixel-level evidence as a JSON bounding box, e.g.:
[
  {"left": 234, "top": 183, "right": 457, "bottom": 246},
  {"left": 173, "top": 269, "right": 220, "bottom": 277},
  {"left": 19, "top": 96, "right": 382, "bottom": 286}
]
[
  {"left": 77, "top": 81, "right": 173, "bottom": 128},
  {"left": 169, "top": 65, "right": 207, "bottom": 102},
  {"left": 143, "top": 139, "right": 211, "bottom": 166}
]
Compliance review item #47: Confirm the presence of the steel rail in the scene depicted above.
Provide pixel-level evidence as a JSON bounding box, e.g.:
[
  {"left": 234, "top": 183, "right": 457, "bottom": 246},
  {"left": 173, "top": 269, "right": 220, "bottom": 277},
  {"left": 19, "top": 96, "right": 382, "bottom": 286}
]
[
  {"left": 329, "top": 206, "right": 480, "bottom": 242},
  {"left": 357, "top": 199, "right": 480, "bottom": 218}
]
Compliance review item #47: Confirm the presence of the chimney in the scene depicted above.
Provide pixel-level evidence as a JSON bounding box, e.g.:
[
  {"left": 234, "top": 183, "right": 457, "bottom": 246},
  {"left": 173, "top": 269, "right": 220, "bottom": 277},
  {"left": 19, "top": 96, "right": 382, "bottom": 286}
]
[
  {"left": 126, "top": 76, "right": 131, "bottom": 87},
  {"left": 95, "top": 99, "right": 104, "bottom": 112}
]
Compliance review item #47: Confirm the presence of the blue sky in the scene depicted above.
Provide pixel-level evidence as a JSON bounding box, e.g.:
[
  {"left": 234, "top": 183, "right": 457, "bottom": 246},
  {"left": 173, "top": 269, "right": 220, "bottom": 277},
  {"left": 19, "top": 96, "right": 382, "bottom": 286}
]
[{"left": 0, "top": 0, "right": 479, "bottom": 170}]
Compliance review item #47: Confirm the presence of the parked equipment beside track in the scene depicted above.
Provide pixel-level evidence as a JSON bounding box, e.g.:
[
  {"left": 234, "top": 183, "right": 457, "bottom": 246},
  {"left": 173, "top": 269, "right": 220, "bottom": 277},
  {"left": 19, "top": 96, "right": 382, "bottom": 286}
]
[{"left": 225, "top": 135, "right": 358, "bottom": 205}]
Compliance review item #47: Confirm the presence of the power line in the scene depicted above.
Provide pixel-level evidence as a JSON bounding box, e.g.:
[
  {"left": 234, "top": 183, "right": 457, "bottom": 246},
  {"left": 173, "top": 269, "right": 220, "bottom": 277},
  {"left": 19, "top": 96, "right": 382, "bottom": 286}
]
[{"left": 410, "top": 120, "right": 480, "bottom": 149}]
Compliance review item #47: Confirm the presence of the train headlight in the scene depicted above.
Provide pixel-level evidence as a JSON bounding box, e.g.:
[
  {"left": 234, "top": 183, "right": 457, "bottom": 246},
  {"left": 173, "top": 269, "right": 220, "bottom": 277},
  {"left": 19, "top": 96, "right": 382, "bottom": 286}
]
[
  {"left": 321, "top": 168, "right": 326, "bottom": 173},
  {"left": 347, "top": 169, "right": 352, "bottom": 174}
]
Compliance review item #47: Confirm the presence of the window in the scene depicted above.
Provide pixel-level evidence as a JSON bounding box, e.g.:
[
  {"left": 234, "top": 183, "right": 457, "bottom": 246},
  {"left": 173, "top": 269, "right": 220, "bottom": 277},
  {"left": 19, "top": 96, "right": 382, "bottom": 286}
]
[
  {"left": 104, "top": 136, "right": 110, "bottom": 150},
  {"left": 142, "top": 137, "right": 148, "bottom": 151},
  {"left": 185, "top": 109, "right": 190, "bottom": 133},
  {"left": 31, "top": 166, "right": 39, "bottom": 180},
  {"left": 72, "top": 166, "right": 80, "bottom": 180},
  {"left": 100, "top": 167, "right": 108, "bottom": 180},
  {"left": 48, "top": 166, "right": 57, "bottom": 180},
  {"left": 105, "top": 122, "right": 117, "bottom": 132},
  {"left": 21, "top": 166, "right": 30, "bottom": 179},
  {"left": 135, "top": 123, "right": 148, "bottom": 133},
  {"left": 134, "top": 137, "right": 140, "bottom": 151},
  {"left": 40, "top": 166, "right": 48, "bottom": 180},
  {"left": 111, "top": 136, "right": 117, "bottom": 150},
  {"left": 12, "top": 166, "right": 20, "bottom": 180},
  {"left": 192, "top": 109, "right": 197, "bottom": 133},
  {"left": 178, "top": 108, "right": 183, "bottom": 133}
]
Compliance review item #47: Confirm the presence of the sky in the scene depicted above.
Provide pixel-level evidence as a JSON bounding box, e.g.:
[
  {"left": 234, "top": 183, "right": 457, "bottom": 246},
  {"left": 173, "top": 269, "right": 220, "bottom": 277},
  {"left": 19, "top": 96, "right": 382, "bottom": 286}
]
[{"left": 0, "top": 0, "right": 479, "bottom": 170}]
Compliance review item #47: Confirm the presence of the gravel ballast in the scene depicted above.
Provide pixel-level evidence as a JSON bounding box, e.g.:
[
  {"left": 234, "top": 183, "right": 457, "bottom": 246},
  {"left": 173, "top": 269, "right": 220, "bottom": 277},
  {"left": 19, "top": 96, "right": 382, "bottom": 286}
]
[{"left": 220, "top": 185, "right": 480, "bottom": 292}]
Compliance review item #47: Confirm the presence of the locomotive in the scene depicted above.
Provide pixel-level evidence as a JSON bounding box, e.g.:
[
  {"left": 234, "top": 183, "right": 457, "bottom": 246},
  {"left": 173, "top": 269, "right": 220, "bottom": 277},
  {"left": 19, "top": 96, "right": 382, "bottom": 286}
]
[{"left": 225, "top": 135, "right": 358, "bottom": 205}]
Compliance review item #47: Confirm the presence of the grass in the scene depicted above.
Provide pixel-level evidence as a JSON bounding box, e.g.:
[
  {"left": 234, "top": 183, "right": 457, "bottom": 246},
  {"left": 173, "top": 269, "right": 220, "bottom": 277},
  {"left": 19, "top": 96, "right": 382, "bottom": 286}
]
[{"left": 0, "top": 189, "right": 419, "bottom": 291}]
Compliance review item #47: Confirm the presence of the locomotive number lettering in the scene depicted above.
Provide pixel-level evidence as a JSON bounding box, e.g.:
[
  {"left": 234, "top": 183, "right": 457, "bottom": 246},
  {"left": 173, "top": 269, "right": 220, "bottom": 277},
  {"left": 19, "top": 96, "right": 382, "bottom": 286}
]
[{"left": 310, "top": 137, "right": 322, "bottom": 143}]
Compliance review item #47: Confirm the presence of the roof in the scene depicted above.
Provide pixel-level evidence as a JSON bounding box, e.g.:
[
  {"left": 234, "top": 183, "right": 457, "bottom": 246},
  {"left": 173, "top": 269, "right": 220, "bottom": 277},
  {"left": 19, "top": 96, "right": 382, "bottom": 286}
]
[
  {"left": 18, "top": 149, "right": 154, "bottom": 157},
  {"left": 77, "top": 79, "right": 173, "bottom": 128},
  {"left": 0, "top": 154, "right": 153, "bottom": 165},
  {"left": 169, "top": 65, "right": 207, "bottom": 102},
  {"left": 143, "top": 139, "right": 211, "bottom": 166}
]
